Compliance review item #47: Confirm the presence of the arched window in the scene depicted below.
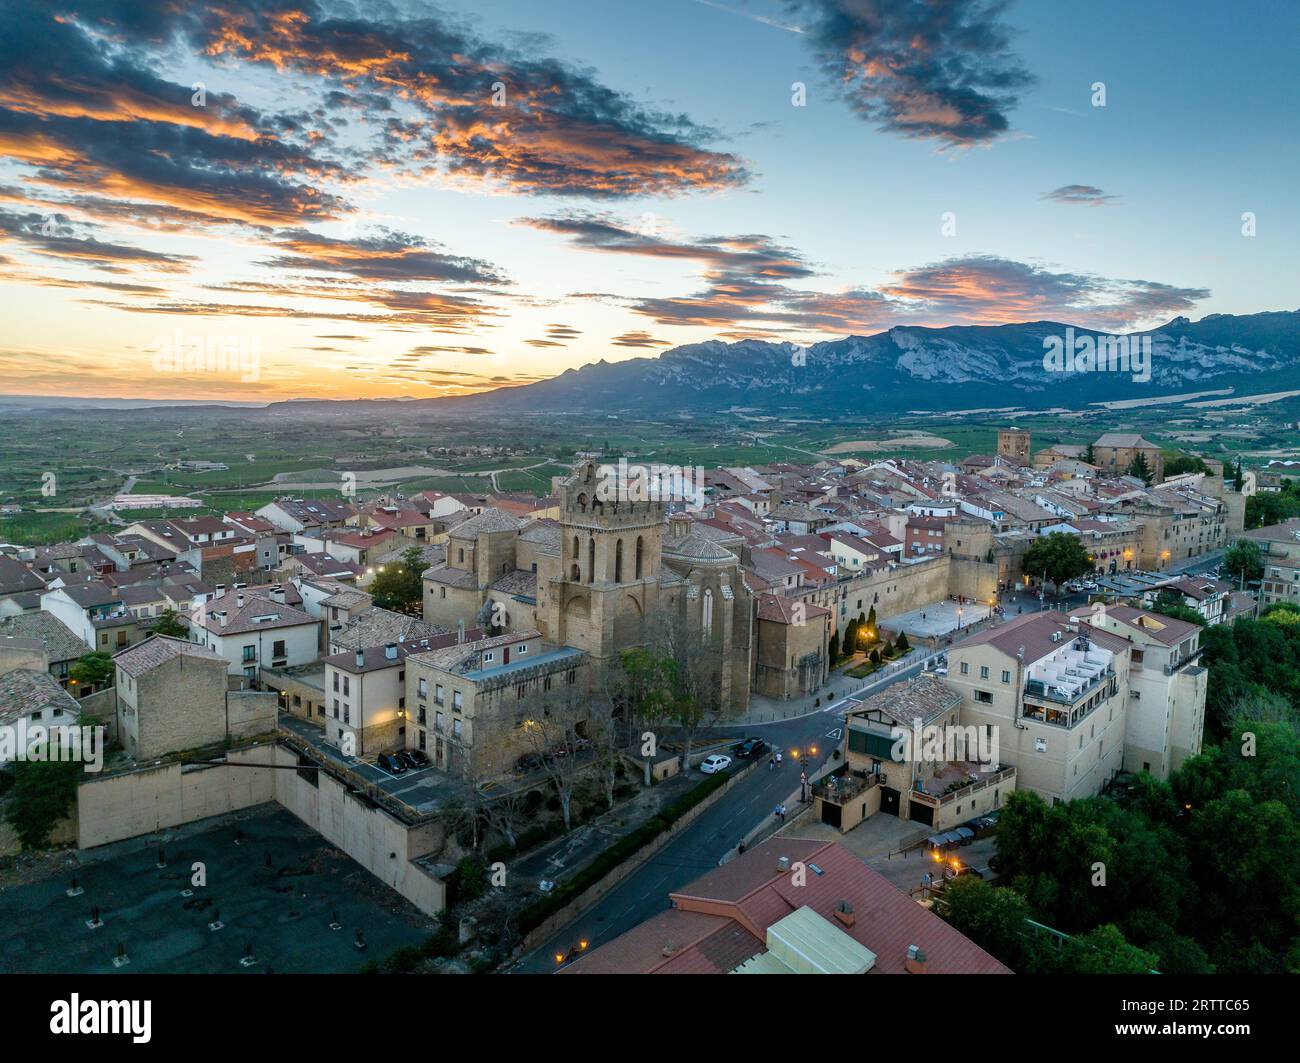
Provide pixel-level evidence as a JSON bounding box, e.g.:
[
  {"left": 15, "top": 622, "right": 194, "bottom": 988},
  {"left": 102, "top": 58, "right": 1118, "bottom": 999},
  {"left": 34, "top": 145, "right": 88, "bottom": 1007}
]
[
  {"left": 576, "top": 493, "right": 588, "bottom": 513},
  {"left": 570, "top": 563, "right": 580, "bottom": 581},
  {"left": 614, "top": 539, "right": 623, "bottom": 583},
  {"left": 635, "top": 536, "right": 643, "bottom": 580},
  {"left": 587, "top": 538, "right": 595, "bottom": 584},
  {"left": 702, "top": 588, "right": 714, "bottom": 639},
  {"left": 572, "top": 536, "right": 580, "bottom": 565}
]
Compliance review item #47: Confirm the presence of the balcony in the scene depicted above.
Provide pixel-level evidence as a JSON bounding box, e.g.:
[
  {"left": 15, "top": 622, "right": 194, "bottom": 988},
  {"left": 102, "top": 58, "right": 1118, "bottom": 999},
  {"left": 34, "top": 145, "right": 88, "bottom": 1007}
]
[
  {"left": 813, "top": 772, "right": 880, "bottom": 804},
  {"left": 911, "top": 767, "right": 1016, "bottom": 808},
  {"left": 1023, "top": 665, "right": 1114, "bottom": 706}
]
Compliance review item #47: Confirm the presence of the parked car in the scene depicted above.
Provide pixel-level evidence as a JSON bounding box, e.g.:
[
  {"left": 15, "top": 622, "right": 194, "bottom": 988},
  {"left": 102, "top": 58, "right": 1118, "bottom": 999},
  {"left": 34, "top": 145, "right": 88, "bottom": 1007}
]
[
  {"left": 401, "top": 749, "right": 430, "bottom": 769},
  {"left": 514, "top": 753, "right": 543, "bottom": 774},
  {"left": 700, "top": 754, "right": 732, "bottom": 774},
  {"left": 377, "top": 752, "right": 407, "bottom": 774},
  {"left": 732, "top": 737, "right": 767, "bottom": 758}
]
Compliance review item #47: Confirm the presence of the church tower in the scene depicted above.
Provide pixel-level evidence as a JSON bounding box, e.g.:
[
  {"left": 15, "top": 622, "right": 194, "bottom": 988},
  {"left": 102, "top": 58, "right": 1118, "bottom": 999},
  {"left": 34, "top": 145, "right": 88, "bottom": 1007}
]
[{"left": 550, "top": 462, "right": 668, "bottom": 660}]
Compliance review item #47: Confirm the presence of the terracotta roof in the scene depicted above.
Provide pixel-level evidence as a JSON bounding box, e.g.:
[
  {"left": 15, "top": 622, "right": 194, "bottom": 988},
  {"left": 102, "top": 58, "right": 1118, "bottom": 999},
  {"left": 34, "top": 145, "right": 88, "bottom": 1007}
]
[
  {"left": 850, "top": 673, "right": 961, "bottom": 729},
  {"left": 0, "top": 668, "right": 80, "bottom": 725},
  {"left": 568, "top": 839, "right": 1010, "bottom": 975},
  {"left": 756, "top": 592, "right": 829, "bottom": 624},
  {"left": 113, "top": 635, "right": 225, "bottom": 677}
]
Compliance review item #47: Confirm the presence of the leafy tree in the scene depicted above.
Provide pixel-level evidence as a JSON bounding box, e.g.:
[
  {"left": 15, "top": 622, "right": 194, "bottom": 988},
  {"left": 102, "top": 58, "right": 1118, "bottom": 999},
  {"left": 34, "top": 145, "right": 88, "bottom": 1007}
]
[
  {"left": 1164, "top": 454, "right": 1209, "bottom": 477},
  {"left": 1148, "top": 593, "right": 1206, "bottom": 627},
  {"left": 148, "top": 608, "right": 189, "bottom": 639},
  {"left": 5, "top": 759, "right": 81, "bottom": 849},
  {"left": 936, "top": 876, "right": 1041, "bottom": 973},
  {"left": 69, "top": 651, "right": 113, "bottom": 691},
  {"left": 1126, "top": 452, "right": 1154, "bottom": 484},
  {"left": 1221, "top": 538, "right": 1263, "bottom": 585},
  {"left": 1062, "top": 924, "right": 1160, "bottom": 974},
  {"left": 369, "top": 546, "right": 424, "bottom": 614},
  {"left": 1021, "top": 532, "right": 1093, "bottom": 595}
]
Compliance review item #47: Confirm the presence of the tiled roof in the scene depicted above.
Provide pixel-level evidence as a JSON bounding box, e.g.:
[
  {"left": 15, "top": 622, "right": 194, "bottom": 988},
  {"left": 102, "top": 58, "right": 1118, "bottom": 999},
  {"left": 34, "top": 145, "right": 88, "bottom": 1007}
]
[
  {"left": 195, "top": 591, "right": 317, "bottom": 636},
  {"left": 448, "top": 507, "right": 524, "bottom": 539},
  {"left": 330, "top": 607, "right": 446, "bottom": 651},
  {"left": 755, "top": 593, "right": 829, "bottom": 624},
  {"left": 112, "top": 635, "right": 225, "bottom": 677},
  {"left": 0, "top": 611, "right": 84, "bottom": 662},
  {"left": 850, "top": 673, "right": 960, "bottom": 728},
  {"left": 0, "top": 669, "right": 80, "bottom": 725}
]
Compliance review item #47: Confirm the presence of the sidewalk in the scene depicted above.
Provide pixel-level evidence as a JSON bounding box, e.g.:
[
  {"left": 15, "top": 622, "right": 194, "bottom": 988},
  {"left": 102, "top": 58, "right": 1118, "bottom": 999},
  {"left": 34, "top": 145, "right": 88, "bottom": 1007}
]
[{"left": 727, "top": 645, "right": 947, "bottom": 726}]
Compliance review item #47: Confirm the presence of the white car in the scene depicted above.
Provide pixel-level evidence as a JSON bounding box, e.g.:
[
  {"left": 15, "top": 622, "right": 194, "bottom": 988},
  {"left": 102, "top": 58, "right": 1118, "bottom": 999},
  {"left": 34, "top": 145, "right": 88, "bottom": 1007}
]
[{"left": 700, "top": 754, "right": 732, "bottom": 774}]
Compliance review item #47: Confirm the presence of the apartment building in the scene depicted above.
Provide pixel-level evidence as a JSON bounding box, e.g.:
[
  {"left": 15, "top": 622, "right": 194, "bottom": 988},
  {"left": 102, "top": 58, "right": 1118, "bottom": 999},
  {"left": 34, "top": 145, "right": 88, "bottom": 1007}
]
[
  {"left": 1072, "top": 605, "right": 1207, "bottom": 777},
  {"left": 945, "top": 612, "right": 1131, "bottom": 802},
  {"left": 403, "top": 629, "right": 588, "bottom": 779},
  {"left": 320, "top": 631, "right": 474, "bottom": 756},
  {"left": 1241, "top": 518, "right": 1300, "bottom": 608},
  {"left": 189, "top": 588, "right": 320, "bottom": 679}
]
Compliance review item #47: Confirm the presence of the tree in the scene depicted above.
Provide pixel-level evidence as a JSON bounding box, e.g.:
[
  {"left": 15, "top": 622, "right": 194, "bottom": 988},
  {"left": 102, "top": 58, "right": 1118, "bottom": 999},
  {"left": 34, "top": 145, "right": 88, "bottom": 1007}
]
[
  {"left": 1020, "top": 532, "right": 1093, "bottom": 595},
  {"left": 1126, "top": 452, "right": 1153, "bottom": 484},
  {"left": 1084, "top": 442, "right": 1095, "bottom": 465},
  {"left": 5, "top": 759, "right": 81, "bottom": 849},
  {"left": 368, "top": 546, "right": 424, "bottom": 614},
  {"left": 1221, "top": 538, "right": 1263, "bottom": 586},
  {"left": 1234, "top": 459, "right": 1244, "bottom": 491},
  {"left": 148, "top": 608, "right": 189, "bottom": 639},
  {"left": 827, "top": 629, "right": 840, "bottom": 664},
  {"left": 644, "top": 604, "right": 726, "bottom": 771},
  {"left": 842, "top": 619, "right": 859, "bottom": 656},
  {"left": 519, "top": 684, "right": 588, "bottom": 831},
  {"left": 1062, "top": 924, "right": 1160, "bottom": 974},
  {"left": 936, "top": 876, "right": 1040, "bottom": 973},
  {"left": 1148, "top": 593, "right": 1206, "bottom": 628},
  {"left": 69, "top": 651, "right": 113, "bottom": 692},
  {"left": 1164, "top": 454, "right": 1209, "bottom": 477},
  {"left": 895, "top": 630, "right": 910, "bottom": 654}
]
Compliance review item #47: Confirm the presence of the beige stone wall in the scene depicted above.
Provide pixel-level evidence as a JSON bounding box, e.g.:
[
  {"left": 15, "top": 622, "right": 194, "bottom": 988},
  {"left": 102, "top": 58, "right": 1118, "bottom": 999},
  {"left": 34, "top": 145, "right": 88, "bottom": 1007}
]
[
  {"left": 77, "top": 745, "right": 278, "bottom": 848},
  {"left": 225, "top": 690, "right": 278, "bottom": 742},
  {"left": 121, "top": 654, "right": 227, "bottom": 760},
  {"left": 272, "top": 746, "right": 444, "bottom": 916}
]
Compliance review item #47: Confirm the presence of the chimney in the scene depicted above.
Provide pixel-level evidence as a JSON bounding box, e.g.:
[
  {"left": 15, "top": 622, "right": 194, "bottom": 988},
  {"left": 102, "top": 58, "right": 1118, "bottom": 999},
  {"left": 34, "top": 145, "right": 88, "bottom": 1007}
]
[
  {"left": 270, "top": 584, "right": 284, "bottom": 604},
  {"left": 217, "top": 610, "right": 228, "bottom": 629},
  {"left": 776, "top": 856, "right": 790, "bottom": 873},
  {"left": 905, "top": 945, "right": 928, "bottom": 975},
  {"left": 457, "top": 618, "right": 465, "bottom": 645},
  {"left": 832, "top": 900, "right": 856, "bottom": 928},
  {"left": 355, "top": 649, "right": 365, "bottom": 668},
  {"left": 216, "top": 584, "right": 226, "bottom": 595},
  {"left": 236, "top": 592, "right": 245, "bottom": 608},
  {"left": 384, "top": 642, "right": 398, "bottom": 661}
]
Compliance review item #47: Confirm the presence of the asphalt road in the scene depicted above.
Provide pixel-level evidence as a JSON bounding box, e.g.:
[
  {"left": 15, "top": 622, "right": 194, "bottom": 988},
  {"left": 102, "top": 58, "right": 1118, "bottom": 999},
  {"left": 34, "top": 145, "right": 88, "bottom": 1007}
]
[{"left": 512, "top": 654, "right": 936, "bottom": 973}]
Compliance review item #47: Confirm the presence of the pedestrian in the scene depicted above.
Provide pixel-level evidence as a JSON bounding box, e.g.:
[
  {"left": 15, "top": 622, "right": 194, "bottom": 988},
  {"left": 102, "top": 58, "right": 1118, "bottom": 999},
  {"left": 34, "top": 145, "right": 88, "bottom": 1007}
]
[
  {"left": 775, "top": 751, "right": 783, "bottom": 766},
  {"left": 738, "top": 839, "right": 746, "bottom": 855},
  {"left": 773, "top": 805, "right": 782, "bottom": 822},
  {"left": 779, "top": 804, "right": 787, "bottom": 823},
  {"left": 768, "top": 756, "right": 775, "bottom": 770}
]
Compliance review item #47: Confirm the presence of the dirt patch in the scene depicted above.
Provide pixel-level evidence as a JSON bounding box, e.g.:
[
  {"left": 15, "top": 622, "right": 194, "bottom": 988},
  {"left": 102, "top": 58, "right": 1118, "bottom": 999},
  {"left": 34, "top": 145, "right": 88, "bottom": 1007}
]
[{"left": 824, "top": 435, "right": 953, "bottom": 454}]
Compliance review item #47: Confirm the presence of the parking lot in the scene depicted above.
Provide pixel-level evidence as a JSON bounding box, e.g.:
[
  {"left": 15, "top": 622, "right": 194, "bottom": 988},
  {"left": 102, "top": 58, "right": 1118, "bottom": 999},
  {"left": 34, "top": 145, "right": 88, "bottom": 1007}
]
[
  {"left": 278, "top": 713, "right": 459, "bottom": 814},
  {"left": 0, "top": 805, "right": 432, "bottom": 974}
]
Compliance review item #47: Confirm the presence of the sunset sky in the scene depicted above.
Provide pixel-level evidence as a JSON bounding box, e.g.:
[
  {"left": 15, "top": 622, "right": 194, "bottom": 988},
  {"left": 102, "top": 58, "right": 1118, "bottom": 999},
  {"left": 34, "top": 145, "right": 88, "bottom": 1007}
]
[{"left": 2, "top": 0, "right": 1297, "bottom": 402}]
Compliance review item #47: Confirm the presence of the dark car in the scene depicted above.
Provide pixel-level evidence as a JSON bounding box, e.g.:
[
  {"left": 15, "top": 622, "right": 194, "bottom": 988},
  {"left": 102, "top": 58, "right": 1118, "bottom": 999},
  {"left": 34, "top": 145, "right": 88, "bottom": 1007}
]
[
  {"left": 401, "top": 749, "right": 430, "bottom": 769},
  {"left": 377, "top": 752, "right": 407, "bottom": 774},
  {"left": 514, "top": 753, "right": 543, "bottom": 774},
  {"left": 732, "top": 737, "right": 767, "bottom": 759}
]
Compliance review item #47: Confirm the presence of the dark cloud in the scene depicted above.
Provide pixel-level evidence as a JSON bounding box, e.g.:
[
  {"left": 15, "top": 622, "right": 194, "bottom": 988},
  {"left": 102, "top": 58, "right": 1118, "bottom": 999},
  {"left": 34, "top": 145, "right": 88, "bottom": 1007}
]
[
  {"left": 1042, "top": 184, "right": 1120, "bottom": 206},
  {"left": 261, "top": 228, "right": 507, "bottom": 285},
  {"left": 526, "top": 211, "right": 1209, "bottom": 334},
  {"left": 54, "top": 0, "right": 748, "bottom": 198},
  {"left": 787, "top": 0, "right": 1035, "bottom": 146},
  {"left": 611, "top": 330, "right": 671, "bottom": 348}
]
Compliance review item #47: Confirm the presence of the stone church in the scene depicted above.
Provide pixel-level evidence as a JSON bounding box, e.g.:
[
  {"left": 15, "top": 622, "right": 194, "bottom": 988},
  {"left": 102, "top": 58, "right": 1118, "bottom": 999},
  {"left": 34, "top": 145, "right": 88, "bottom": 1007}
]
[{"left": 423, "top": 462, "right": 755, "bottom": 714}]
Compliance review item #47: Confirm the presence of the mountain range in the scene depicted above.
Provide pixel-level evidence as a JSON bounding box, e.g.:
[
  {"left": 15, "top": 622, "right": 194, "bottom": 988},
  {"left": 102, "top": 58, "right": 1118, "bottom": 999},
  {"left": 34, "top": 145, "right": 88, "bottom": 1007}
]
[{"left": 443, "top": 309, "right": 1300, "bottom": 417}]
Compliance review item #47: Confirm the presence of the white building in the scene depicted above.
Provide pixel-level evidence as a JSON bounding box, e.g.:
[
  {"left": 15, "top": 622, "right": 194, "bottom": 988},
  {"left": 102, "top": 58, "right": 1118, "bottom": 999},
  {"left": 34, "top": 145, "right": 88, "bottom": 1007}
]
[{"left": 189, "top": 588, "right": 320, "bottom": 680}]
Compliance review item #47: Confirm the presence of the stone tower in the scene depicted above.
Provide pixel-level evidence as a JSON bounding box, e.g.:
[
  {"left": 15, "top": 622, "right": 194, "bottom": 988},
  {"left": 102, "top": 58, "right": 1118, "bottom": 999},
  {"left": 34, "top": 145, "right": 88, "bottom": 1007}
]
[
  {"left": 997, "top": 427, "right": 1030, "bottom": 466},
  {"left": 549, "top": 462, "right": 668, "bottom": 659}
]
